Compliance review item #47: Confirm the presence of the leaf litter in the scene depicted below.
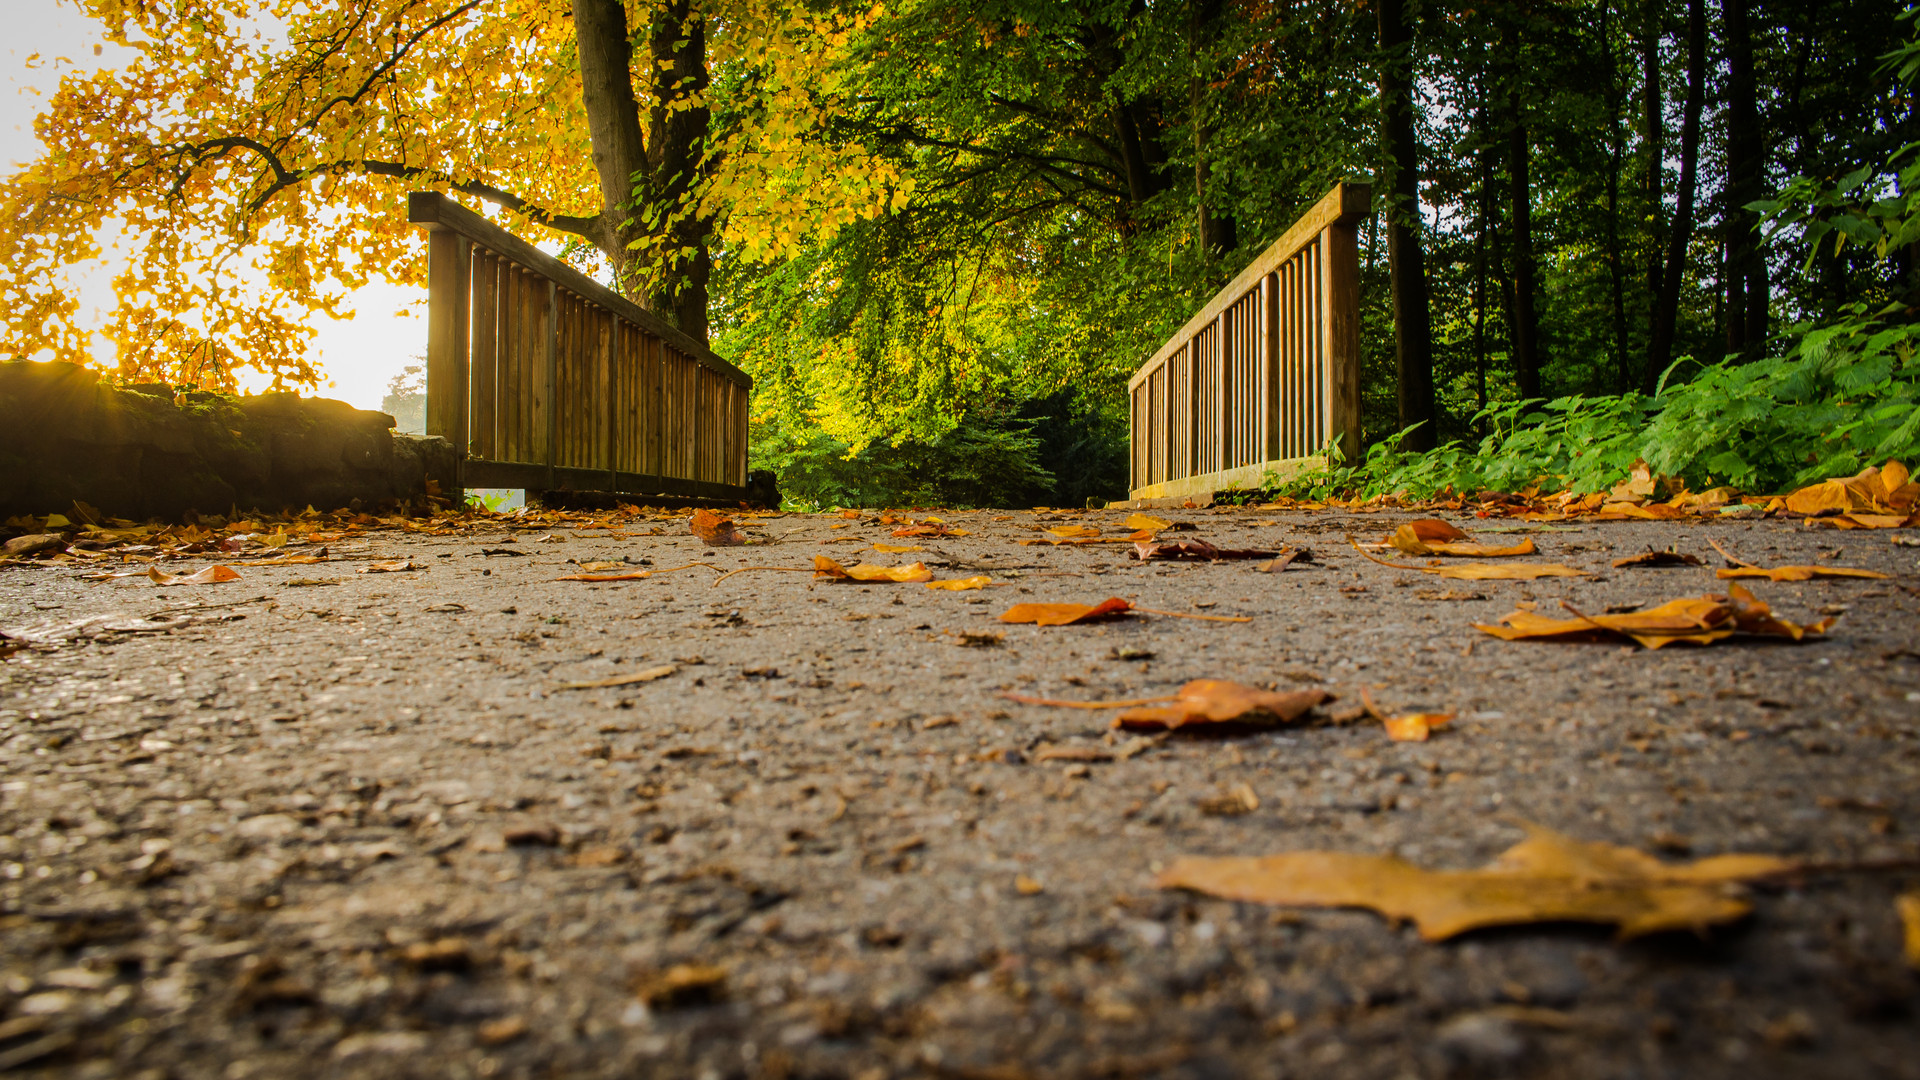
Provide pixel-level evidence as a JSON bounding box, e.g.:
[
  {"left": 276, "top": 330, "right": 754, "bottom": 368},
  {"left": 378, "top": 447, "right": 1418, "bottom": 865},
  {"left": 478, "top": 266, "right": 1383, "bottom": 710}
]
[
  {"left": 1350, "top": 538, "right": 1587, "bottom": 580},
  {"left": 1004, "top": 680, "right": 1331, "bottom": 733},
  {"left": 1156, "top": 822, "right": 1799, "bottom": 940},
  {"left": 1474, "top": 584, "right": 1833, "bottom": 649}
]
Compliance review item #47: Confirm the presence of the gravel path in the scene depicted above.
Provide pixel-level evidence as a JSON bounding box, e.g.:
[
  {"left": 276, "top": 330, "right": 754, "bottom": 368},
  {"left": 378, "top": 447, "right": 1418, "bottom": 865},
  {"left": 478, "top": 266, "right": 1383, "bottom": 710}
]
[{"left": 2, "top": 506, "right": 1917, "bottom": 1079}]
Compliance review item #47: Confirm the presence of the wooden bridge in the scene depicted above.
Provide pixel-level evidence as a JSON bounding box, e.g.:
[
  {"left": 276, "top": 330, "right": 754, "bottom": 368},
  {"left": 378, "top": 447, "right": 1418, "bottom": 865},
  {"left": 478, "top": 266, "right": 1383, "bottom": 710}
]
[
  {"left": 410, "top": 192, "right": 752, "bottom": 503},
  {"left": 1127, "top": 183, "right": 1369, "bottom": 501}
]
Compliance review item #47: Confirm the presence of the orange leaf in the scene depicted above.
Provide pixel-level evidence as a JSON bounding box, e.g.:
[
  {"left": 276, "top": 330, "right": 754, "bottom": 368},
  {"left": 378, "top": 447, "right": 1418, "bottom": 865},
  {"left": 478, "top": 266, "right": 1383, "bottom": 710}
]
[
  {"left": 872, "top": 542, "right": 924, "bottom": 553},
  {"left": 812, "top": 556, "right": 931, "bottom": 583},
  {"left": 1382, "top": 712, "right": 1454, "bottom": 742},
  {"left": 1126, "top": 513, "right": 1173, "bottom": 531},
  {"left": 147, "top": 564, "right": 241, "bottom": 585},
  {"left": 1115, "top": 680, "right": 1332, "bottom": 732},
  {"left": 998, "top": 597, "right": 1134, "bottom": 626},
  {"left": 690, "top": 509, "right": 747, "bottom": 546},
  {"left": 925, "top": 575, "right": 992, "bottom": 591},
  {"left": 892, "top": 524, "right": 969, "bottom": 538},
  {"left": 1388, "top": 522, "right": 1536, "bottom": 557},
  {"left": 1716, "top": 565, "right": 1890, "bottom": 582},
  {"left": 1475, "top": 585, "right": 1831, "bottom": 649},
  {"left": 1155, "top": 823, "right": 1795, "bottom": 941},
  {"left": 1046, "top": 525, "right": 1101, "bottom": 538},
  {"left": 1351, "top": 537, "right": 1584, "bottom": 579}
]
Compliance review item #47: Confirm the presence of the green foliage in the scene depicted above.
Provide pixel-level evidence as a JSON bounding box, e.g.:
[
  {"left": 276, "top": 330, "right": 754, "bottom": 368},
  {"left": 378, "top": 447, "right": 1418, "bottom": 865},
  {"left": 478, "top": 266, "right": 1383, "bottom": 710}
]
[
  {"left": 1273, "top": 302, "right": 1920, "bottom": 501},
  {"left": 755, "top": 413, "right": 1058, "bottom": 510}
]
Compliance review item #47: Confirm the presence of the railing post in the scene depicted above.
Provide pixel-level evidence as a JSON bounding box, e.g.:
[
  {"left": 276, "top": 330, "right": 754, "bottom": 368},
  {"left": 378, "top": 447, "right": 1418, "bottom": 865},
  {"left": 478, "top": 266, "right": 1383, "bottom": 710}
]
[
  {"left": 424, "top": 228, "right": 470, "bottom": 453},
  {"left": 607, "top": 317, "right": 620, "bottom": 490},
  {"left": 1321, "top": 217, "right": 1361, "bottom": 467},
  {"left": 543, "top": 281, "right": 558, "bottom": 490}
]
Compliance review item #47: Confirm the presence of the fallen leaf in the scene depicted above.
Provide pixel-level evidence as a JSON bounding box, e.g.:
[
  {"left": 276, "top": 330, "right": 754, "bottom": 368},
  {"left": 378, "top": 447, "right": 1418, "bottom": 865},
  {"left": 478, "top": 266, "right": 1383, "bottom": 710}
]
[
  {"left": 892, "top": 524, "right": 969, "bottom": 538},
  {"left": 872, "top": 542, "right": 924, "bottom": 553},
  {"left": 1716, "top": 565, "right": 1891, "bottom": 582},
  {"left": 813, "top": 555, "right": 932, "bottom": 583},
  {"left": 1384, "top": 713, "right": 1454, "bottom": 741},
  {"left": 575, "top": 561, "right": 625, "bottom": 571},
  {"left": 635, "top": 964, "right": 727, "bottom": 1008},
  {"left": 999, "top": 597, "right": 1134, "bottom": 625},
  {"left": 1388, "top": 521, "right": 1535, "bottom": 557},
  {"left": 1612, "top": 549, "right": 1703, "bottom": 569},
  {"left": 244, "top": 554, "right": 326, "bottom": 566},
  {"left": 925, "top": 575, "right": 992, "bottom": 591},
  {"left": 1127, "top": 513, "right": 1173, "bottom": 531},
  {"left": 2, "top": 533, "right": 65, "bottom": 557},
  {"left": 1899, "top": 891, "right": 1920, "bottom": 970},
  {"left": 358, "top": 560, "right": 422, "bottom": 573},
  {"left": 690, "top": 509, "right": 748, "bottom": 546},
  {"left": 1155, "top": 822, "right": 1797, "bottom": 940},
  {"left": 1351, "top": 538, "right": 1586, "bottom": 580},
  {"left": 1197, "top": 783, "right": 1261, "bottom": 816},
  {"left": 1047, "top": 525, "right": 1101, "bottom": 538},
  {"left": 1115, "top": 680, "right": 1332, "bottom": 732},
  {"left": 1130, "top": 539, "right": 1278, "bottom": 561},
  {"left": 147, "top": 564, "right": 241, "bottom": 586},
  {"left": 1015, "top": 875, "right": 1045, "bottom": 895},
  {"left": 555, "top": 664, "right": 676, "bottom": 691},
  {"left": 1474, "top": 584, "right": 1833, "bottom": 649}
]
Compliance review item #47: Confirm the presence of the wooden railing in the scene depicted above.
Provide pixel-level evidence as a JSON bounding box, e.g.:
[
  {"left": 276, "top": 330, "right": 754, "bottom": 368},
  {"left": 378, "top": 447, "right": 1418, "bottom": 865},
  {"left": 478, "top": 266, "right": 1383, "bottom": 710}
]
[
  {"left": 409, "top": 192, "right": 752, "bottom": 501},
  {"left": 1126, "top": 182, "right": 1369, "bottom": 500}
]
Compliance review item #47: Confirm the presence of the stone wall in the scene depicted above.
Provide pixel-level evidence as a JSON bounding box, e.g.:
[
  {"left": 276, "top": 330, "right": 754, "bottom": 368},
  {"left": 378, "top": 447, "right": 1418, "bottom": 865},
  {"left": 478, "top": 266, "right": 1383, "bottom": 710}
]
[{"left": 0, "top": 361, "right": 459, "bottom": 521}]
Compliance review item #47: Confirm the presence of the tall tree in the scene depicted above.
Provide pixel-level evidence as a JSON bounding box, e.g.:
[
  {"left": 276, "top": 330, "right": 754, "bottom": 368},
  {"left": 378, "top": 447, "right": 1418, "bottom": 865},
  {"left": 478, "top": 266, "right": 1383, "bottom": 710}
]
[
  {"left": 1504, "top": 9, "right": 1542, "bottom": 400},
  {"left": 1378, "top": 0, "right": 1436, "bottom": 450},
  {"left": 1720, "top": 0, "right": 1767, "bottom": 359},
  {"left": 1646, "top": 0, "right": 1706, "bottom": 391}
]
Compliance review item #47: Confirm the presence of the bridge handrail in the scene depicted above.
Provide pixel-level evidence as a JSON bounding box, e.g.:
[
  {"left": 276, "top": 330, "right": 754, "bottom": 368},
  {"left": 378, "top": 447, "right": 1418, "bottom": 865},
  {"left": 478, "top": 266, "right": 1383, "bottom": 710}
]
[
  {"left": 411, "top": 191, "right": 751, "bottom": 501},
  {"left": 1127, "top": 182, "right": 1368, "bottom": 500}
]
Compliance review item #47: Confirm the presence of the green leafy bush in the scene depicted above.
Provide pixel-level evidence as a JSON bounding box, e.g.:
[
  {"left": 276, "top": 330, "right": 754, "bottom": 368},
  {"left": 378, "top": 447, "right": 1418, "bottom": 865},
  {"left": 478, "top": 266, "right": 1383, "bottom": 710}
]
[{"left": 1271, "top": 302, "right": 1920, "bottom": 500}]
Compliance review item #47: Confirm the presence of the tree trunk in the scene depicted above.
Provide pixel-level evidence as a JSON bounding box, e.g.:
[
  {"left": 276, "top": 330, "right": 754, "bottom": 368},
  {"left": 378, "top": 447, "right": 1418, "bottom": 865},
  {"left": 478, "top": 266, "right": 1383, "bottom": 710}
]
[
  {"left": 1645, "top": 0, "right": 1704, "bottom": 393},
  {"left": 1720, "top": 0, "right": 1767, "bottom": 359},
  {"left": 1640, "top": 0, "right": 1665, "bottom": 326},
  {"left": 571, "top": 0, "right": 649, "bottom": 279},
  {"left": 646, "top": 0, "right": 713, "bottom": 344},
  {"left": 1600, "top": 0, "right": 1633, "bottom": 393},
  {"left": 1378, "top": 0, "right": 1435, "bottom": 451},
  {"left": 1189, "top": 0, "right": 1236, "bottom": 256},
  {"left": 1508, "top": 90, "right": 1542, "bottom": 400},
  {"left": 570, "top": 0, "right": 714, "bottom": 343}
]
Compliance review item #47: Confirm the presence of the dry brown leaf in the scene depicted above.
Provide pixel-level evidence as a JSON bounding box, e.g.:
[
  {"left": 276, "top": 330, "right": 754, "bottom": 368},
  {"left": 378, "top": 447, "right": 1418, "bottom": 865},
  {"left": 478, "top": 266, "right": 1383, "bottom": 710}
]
[
  {"left": 147, "top": 564, "right": 241, "bottom": 586},
  {"left": 1115, "top": 680, "right": 1332, "bottom": 732},
  {"left": 1383, "top": 712, "right": 1455, "bottom": 742},
  {"left": 1612, "top": 549, "right": 1703, "bottom": 569},
  {"left": 813, "top": 556, "right": 932, "bottom": 583},
  {"left": 1155, "top": 823, "right": 1797, "bottom": 940},
  {"left": 925, "top": 575, "right": 992, "bottom": 591},
  {"left": 1130, "top": 539, "right": 1278, "bottom": 561},
  {"left": 1899, "top": 891, "right": 1920, "bottom": 970},
  {"left": 1351, "top": 537, "right": 1585, "bottom": 580},
  {"left": 556, "top": 664, "right": 676, "bottom": 691},
  {"left": 998, "top": 597, "right": 1134, "bottom": 626},
  {"left": 1474, "top": 584, "right": 1833, "bottom": 649},
  {"left": 1716, "top": 565, "right": 1890, "bottom": 582},
  {"left": 690, "top": 509, "right": 748, "bottom": 546},
  {"left": 1387, "top": 520, "right": 1534, "bottom": 557},
  {"left": 358, "top": 560, "right": 422, "bottom": 574}
]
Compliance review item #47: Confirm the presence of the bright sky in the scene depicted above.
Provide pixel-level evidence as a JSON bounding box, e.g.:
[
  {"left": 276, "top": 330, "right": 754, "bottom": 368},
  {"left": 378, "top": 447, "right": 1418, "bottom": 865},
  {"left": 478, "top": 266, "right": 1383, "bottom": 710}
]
[{"left": 3, "top": 0, "right": 424, "bottom": 411}]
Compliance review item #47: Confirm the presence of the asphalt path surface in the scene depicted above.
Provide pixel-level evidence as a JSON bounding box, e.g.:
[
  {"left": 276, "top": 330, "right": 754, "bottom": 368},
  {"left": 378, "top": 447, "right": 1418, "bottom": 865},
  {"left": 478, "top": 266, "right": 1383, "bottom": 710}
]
[{"left": 2, "top": 505, "right": 1918, "bottom": 1079}]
